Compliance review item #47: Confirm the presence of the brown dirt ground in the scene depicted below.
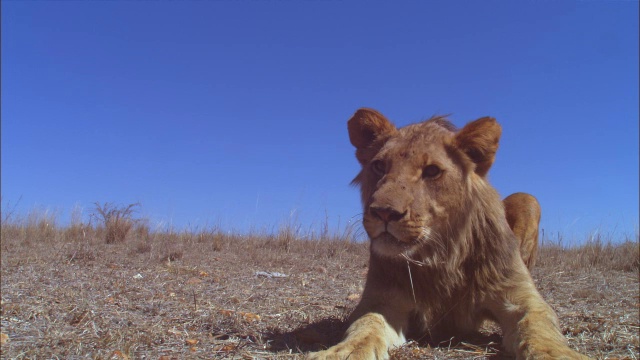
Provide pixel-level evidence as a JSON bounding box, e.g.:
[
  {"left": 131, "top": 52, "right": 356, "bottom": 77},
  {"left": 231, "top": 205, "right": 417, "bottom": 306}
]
[{"left": 1, "top": 228, "right": 638, "bottom": 359}]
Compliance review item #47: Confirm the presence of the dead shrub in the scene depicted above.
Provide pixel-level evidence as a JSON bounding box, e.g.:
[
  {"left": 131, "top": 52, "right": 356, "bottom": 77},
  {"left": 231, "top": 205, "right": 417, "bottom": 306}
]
[{"left": 92, "top": 202, "right": 140, "bottom": 244}]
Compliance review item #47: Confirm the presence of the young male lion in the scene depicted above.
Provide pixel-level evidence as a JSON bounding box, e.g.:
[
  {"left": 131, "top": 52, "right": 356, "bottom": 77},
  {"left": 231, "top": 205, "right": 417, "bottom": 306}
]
[{"left": 309, "top": 109, "right": 588, "bottom": 360}]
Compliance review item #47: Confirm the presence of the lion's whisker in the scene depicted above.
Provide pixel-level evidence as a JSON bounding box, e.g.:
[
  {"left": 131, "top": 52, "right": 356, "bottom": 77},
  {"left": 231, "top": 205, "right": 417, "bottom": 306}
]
[
  {"left": 401, "top": 252, "right": 425, "bottom": 266},
  {"left": 405, "top": 260, "right": 417, "bottom": 305}
]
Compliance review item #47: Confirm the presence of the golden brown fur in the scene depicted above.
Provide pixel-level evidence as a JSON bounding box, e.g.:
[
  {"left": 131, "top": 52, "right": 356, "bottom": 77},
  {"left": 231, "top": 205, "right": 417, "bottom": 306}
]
[
  {"left": 504, "top": 192, "right": 541, "bottom": 269},
  {"left": 308, "top": 108, "right": 589, "bottom": 360}
]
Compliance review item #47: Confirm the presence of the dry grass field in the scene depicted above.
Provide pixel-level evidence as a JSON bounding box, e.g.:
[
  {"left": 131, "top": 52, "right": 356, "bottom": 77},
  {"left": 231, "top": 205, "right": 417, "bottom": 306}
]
[{"left": 1, "top": 205, "right": 638, "bottom": 359}]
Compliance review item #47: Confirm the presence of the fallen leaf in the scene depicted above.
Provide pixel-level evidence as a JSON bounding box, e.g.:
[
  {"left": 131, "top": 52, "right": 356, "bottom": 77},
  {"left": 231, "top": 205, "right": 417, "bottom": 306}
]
[
  {"left": 219, "top": 309, "right": 234, "bottom": 317},
  {"left": 186, "top": 277, "right": 202, "bottom": 285},
  {"left": 185, "top": 339, "right": 198, "bottom": 346},
  {"left": 199, "top": 271, "right": 209, "bottom": 277},
  {"left": 241, "top": 312, "right": 261, "bottom": 322},
  {"left": 218, "top": 309, "right": 260, "bottom": 322},
  {"left": 1, "top": 333, "right": 8, "bottom": 345},
  {"left": 214, "top": 343, "right": 237, "bottom": 352},
  {"left": 347, "top": 293, "right": 361, "bottom": 301}
]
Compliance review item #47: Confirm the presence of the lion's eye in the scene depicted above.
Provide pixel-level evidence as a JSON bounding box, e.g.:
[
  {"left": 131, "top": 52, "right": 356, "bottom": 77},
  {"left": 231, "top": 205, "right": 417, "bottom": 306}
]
[
  {"left": 422, "top": 165, "right": 442, "bottom": 179},
  {"left": 371, "top": 160, "right": 386, "bottom": 176}
]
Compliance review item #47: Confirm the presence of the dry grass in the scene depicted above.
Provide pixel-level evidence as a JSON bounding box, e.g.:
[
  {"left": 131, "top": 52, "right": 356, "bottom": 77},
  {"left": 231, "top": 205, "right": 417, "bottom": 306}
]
[{"left": 0, "top": 209, "right": 638, "bottom": 359}]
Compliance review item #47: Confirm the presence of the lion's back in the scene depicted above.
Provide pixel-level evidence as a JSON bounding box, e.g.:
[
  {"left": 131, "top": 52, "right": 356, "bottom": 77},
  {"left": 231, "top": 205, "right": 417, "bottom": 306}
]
[{"left": 503, "top": 192, "right": 541, "bottom": 269}]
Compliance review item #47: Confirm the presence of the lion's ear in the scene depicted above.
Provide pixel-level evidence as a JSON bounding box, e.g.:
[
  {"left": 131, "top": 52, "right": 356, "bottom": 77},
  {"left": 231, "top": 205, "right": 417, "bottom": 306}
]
[
  {"left": 453, "top": 117, "right": 501, "bottom": 177},
  {"left": 348, "top": 108, "right": 397, "bottom": 163}
]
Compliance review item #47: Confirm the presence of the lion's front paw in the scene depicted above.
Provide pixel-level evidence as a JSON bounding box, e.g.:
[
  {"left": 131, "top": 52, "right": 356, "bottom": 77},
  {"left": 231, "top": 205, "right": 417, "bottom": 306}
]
[{"left": 307, "top": 342, "right": 388, "bottom": 360}]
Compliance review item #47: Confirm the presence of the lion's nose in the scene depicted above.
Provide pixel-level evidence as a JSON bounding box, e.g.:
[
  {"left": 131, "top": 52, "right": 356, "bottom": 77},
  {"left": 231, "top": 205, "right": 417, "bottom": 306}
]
[{"left": 370, "top": 206, "right": 406, "bottom": 223}]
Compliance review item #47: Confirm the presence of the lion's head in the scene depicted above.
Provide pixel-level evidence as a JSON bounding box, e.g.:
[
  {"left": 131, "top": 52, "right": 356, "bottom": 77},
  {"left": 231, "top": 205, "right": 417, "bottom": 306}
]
[{"left": 349, "top": 108, "right": 507, "bottom": 261}]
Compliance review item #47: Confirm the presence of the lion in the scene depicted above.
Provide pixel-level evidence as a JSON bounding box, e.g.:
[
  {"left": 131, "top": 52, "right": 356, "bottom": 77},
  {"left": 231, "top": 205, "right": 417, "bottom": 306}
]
[
  {"left": 504, "top": 192, "right": 541, "bottom": 269},
  {"left": 308, "top": 109, "right": 588, "bottom": 360}
]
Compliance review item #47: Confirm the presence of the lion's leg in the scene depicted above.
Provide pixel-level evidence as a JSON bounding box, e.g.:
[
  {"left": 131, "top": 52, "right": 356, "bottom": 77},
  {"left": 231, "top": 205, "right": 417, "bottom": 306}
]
[
  {"left": 488, "top": 264, "right": 590, "bottom": 360},
  {"left": 307, "top": 312, "right": 406, "bottom": 360},
  {"left": 308, "top": 289, "right": 411, "bottom": 360}
]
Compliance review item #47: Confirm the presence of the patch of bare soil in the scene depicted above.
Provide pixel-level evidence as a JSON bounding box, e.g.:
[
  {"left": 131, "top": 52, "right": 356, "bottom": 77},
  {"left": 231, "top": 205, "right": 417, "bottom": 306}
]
[{"left": 1, "top": 228, "right": 638, "bottom": 359}]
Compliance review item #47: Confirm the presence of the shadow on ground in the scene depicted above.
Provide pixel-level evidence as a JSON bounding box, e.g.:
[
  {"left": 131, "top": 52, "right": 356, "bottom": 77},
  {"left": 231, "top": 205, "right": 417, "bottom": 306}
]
[{"left": 265, "top": 317, "right": 348, "bottom": 353}]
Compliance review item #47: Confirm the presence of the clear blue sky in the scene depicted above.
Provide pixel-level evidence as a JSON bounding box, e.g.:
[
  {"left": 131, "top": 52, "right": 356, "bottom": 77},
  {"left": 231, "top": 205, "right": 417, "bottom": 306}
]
[{"left": 2, "top": 1, "right": 638, "bottom": 244}]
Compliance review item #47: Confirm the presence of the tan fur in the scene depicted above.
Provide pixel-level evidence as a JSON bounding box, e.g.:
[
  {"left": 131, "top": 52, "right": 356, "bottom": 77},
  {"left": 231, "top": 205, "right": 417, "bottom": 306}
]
[
  {"left": 504, "top": 192, "right": 541, "bottom": 269},
  {"left": 308, "top": 109, "right": 589, "bottom": 360}
]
